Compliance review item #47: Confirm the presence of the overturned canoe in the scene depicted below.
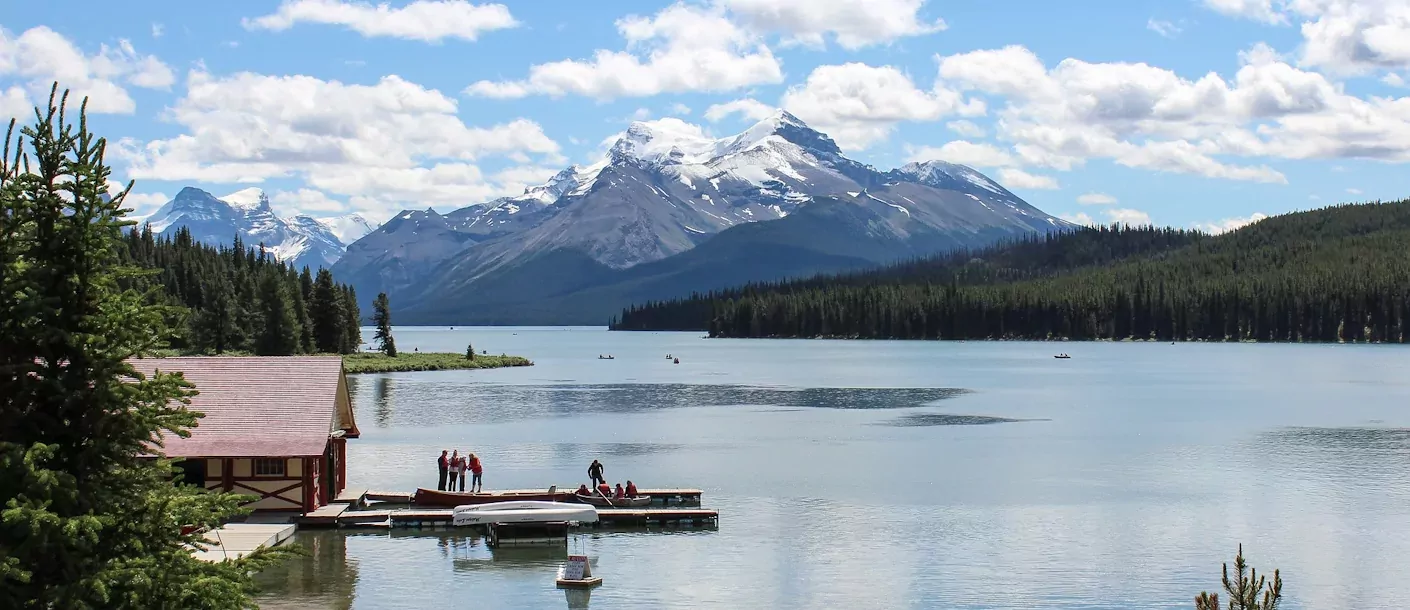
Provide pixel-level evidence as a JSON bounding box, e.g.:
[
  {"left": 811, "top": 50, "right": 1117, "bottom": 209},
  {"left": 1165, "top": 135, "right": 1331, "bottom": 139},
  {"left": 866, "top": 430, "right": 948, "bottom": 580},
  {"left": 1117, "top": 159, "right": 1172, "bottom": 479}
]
[{"left": 452, "top": 501, "right": 598, "bottom": 526}]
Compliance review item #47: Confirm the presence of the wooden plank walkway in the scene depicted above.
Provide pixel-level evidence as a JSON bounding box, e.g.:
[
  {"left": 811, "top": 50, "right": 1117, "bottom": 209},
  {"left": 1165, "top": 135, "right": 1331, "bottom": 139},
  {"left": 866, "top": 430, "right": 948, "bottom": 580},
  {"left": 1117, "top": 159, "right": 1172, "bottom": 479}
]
[
  {"left": 298, "top": 507, "right": 718, "bottom": 529},
  {"left": 359, "top": 488, "right": 703, "bottom": 505},
  {"left": 190, "top": 523, "right": 296, "bottom": 562}
]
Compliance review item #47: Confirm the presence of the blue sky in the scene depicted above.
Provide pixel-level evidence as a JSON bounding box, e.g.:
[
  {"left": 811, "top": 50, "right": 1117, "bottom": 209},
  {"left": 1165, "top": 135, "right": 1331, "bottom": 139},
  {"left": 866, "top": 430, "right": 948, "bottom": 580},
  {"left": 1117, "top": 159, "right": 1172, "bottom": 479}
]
[{"left": 3, "top": 0, "right": 1409, "bottom": 232}]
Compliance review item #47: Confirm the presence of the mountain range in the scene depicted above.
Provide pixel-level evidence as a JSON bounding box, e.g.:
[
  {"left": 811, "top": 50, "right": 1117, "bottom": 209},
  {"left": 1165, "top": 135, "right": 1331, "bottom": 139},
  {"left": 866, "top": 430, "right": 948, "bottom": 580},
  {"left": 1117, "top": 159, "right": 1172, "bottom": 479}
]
[
  {"left": 136, "top": 187, "right": 377, "bottom": 271},
  {"left": 140, "top": 111, "right": 1076, "bottom": 324},
  {"left": 332, "top": 111, "right": 1075, "bottom": 325}
]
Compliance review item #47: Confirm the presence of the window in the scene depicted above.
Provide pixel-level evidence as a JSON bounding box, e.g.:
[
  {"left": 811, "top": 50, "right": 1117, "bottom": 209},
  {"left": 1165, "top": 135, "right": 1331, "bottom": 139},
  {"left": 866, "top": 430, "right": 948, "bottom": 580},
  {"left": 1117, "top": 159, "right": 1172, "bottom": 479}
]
[{"left": 254, "top": 458, "right": 286, "bottom": 476}]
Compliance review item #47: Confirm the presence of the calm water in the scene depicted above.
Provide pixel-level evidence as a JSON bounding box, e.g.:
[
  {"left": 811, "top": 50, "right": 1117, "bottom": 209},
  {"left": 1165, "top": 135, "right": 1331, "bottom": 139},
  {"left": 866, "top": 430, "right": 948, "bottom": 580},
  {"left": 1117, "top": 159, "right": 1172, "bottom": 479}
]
[{"left": 255, "top": 327, "right": 1410, "bottom": 609}]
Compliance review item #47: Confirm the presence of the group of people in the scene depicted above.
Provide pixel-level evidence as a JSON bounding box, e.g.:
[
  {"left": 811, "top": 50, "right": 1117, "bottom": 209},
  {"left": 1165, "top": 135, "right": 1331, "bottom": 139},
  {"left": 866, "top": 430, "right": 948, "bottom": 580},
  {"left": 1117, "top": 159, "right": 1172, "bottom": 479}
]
[
  {"left": 436, "top": 449, "right": 483, "bottom": 493},
  {"left": 578, "top": 459, "right": 640, "bottom": 499}
]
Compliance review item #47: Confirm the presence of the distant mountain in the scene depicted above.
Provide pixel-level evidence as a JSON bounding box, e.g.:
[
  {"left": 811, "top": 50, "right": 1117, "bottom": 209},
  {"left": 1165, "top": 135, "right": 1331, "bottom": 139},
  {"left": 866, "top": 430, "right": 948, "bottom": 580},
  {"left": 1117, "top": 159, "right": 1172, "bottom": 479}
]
[
  {"left": 138, "top": 187, "right": 377, "bottom": 270},
  {"left": 334, "top": 111, "right": 1075, "bottom": 324}
]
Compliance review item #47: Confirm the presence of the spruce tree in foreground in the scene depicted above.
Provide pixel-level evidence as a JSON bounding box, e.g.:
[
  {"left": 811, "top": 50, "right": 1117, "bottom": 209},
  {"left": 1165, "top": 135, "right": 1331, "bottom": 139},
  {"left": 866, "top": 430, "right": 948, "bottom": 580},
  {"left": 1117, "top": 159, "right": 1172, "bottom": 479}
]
[
  {"left": 373, "top": 291, "right": 396, "bottom": 357},
  {"left": 0, "top": 86, "right": 286, "bottom": 609},
  {"left": 310, "top": 268, "right": 347, "bottom": 353},
  {"left": 1195, "top": 544, "right": 1283, "bottom": 609}
]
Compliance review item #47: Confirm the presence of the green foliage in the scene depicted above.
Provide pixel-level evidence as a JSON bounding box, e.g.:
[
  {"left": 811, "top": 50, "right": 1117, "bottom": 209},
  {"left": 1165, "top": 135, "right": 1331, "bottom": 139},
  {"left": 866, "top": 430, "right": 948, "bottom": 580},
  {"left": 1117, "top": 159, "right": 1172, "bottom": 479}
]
[
  {"left": 342, "top": 352, "right": 531, "bottom": 374},
  {"left": 616, "top": 205, "right": 1410, "bottom": 343},
  {"left": 0, "top": 85, "right": 290, "bottom": 609},
  {"left": 1196, "top": 545, "right": 1283, "bottom": 610},
  {"left": 117, "top": 227, "right": 361, "bottom": 355},
  {"left": 372, "top": 292, "right": 395, "bottom": 357},
  {"left": 465, "top": 342, "right": 474, "bottom": 361}
]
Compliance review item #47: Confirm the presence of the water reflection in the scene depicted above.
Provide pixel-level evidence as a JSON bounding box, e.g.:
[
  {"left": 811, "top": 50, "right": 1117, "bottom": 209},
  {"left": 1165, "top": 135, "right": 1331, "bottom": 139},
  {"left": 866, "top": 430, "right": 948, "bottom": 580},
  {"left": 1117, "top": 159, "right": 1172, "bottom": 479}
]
[
  {"left": 349, "top": 380, "right": 970, "bottom": 426},
  {"left": 254, "top": 532, "right": 357, "bottom": 610},
  {"left": 878, "top": 412, "right": 1042, "bottom": 427}
]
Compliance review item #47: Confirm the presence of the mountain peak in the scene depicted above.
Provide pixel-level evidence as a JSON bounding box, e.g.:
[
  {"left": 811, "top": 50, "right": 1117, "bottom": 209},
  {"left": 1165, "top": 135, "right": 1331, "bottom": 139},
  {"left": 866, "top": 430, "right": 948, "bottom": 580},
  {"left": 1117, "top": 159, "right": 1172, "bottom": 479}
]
[
  {"left": 221, "top": 187, "right": 271, "bottom": 213},
  {"left": 610, "top": 117, "right": 726, "bottom": 166}
]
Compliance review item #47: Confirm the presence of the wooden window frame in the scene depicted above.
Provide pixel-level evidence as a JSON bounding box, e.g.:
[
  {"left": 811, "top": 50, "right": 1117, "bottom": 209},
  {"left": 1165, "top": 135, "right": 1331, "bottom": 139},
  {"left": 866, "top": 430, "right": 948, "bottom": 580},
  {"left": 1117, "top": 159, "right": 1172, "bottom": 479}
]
[{"left": 253, "top": 458, "right": 287, "bottom": 477}]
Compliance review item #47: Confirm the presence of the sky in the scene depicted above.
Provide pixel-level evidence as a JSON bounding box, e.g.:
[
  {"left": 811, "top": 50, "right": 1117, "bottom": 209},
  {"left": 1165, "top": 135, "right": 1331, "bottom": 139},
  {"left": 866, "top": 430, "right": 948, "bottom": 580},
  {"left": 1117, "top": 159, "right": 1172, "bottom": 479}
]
[{"left": 3, "top": 0, "right": 1410, "bottom": 232}]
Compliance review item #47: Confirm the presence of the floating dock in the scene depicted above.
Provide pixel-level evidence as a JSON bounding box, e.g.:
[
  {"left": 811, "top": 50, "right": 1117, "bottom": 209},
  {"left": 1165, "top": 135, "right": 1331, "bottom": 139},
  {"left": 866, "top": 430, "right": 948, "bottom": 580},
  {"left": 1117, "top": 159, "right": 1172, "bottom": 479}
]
[
  {"left": 190, "top": 523, "right": 297, "bottom": 562},
  {"left": 299, "top": 507, "right": 718, "bottom": 529},
  {"left": 347, "top": 488, "right": 703, "bottom": 506}
]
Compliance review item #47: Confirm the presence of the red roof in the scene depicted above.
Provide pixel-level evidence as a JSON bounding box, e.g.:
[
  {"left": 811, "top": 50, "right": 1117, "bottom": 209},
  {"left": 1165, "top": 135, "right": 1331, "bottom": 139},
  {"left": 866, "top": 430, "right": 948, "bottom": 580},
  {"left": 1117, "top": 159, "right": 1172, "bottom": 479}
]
[{"left": 127, "top": 356, "right": 355, "bottom": 458}]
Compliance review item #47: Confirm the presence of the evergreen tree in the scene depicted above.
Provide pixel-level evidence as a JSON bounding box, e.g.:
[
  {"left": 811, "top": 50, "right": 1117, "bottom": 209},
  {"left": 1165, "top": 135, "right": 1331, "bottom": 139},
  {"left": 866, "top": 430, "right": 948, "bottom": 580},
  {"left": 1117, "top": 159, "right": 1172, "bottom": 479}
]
[
  {"left": 465, "top": 342, "right": 475, "bottom": 361},
  {"left": 191, "top": 277, "right": 242, "bottom": 354},
  {"left": 373, "top": 292, "right": 396, "bottom": 357},
  {"left": 310, "top": 268, "right": 347, "bottom": 353},
  {"left": 0, "top": 85, "right": 287, "bottom": 609},
  {"left": 298, "top": 266, "right": 315, "bottom": 352},
  {"left": 256, "top": 271, "right": 300, "bottom": 356},
  {"left": 340, "top": 285, "right": 361, "bottom": 353},
  {"left": 1195, "top": 545, "right": 1282, "bottom": 610}
]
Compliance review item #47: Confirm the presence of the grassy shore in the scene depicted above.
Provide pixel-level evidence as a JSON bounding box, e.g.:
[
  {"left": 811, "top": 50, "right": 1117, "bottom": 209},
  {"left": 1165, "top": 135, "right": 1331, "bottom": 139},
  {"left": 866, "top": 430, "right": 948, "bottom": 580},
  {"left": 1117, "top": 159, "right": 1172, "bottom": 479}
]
[{"left": 342, "top": 352, "right": 534, "bottom": 374}]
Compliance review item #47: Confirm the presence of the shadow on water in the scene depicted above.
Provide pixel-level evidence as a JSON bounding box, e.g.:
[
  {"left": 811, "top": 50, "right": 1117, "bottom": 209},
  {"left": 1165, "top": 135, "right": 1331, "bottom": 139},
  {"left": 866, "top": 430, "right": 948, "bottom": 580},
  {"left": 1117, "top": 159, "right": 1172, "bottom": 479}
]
[
  {"left": 877, "top": 412, "right": 1050, "bottom": 427},
  {"left": 254, "top": 531, "right": 357, "bottom": 610},
  {"left": 1247, "top": 426, "right": 1410, "bottom": 487},
  {"left": 350, "top": 381, "right": 972, "bottom": 426}
]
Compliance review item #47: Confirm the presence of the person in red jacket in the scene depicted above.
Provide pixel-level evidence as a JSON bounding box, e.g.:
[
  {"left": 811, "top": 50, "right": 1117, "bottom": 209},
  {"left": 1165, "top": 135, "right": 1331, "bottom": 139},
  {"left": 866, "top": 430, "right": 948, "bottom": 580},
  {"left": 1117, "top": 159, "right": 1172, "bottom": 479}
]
[
  {"left": 613, "top": 483, "right": 626, "bottom": 499},
  {"left": 597, "top": 482, "right": 612, "bottom": 497},
  {"left": 468, "top": 453, "right": 484, "bottom": 493},
  {"left": 625, "top": 480, "right": 638, "bottom": 498}
]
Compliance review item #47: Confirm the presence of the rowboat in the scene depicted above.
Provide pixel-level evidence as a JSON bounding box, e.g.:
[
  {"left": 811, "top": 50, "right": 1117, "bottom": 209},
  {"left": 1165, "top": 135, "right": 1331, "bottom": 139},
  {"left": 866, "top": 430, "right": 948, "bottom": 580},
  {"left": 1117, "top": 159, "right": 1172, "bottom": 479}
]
[
  {"left": 451, "top": 501, "right": 598, "bottom": 527},
  {"left": 413, "top": 487, "right": 570, "bottom": 507},
  {"left": 573, "top": 493, "right": 651, "bottom": 507}
]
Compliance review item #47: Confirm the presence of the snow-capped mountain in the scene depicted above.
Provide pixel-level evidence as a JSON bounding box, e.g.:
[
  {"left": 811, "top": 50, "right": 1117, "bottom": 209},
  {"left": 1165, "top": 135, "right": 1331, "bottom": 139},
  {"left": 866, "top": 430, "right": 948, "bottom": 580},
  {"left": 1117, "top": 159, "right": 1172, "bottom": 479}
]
[
  {"left": 139, "top": 187, "right": 378, "bottom": 271},
  {"left": 334, "top": 110, "right": 1075, "bottom": 323}
]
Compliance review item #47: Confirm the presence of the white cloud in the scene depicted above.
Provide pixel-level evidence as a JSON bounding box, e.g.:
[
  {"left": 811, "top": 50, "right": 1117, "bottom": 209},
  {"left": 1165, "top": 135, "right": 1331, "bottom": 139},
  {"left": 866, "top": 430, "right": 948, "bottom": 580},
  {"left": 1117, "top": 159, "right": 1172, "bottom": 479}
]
[
  {"left": 781, "top": 62, "right": 984, "bottom": 149},
  {"left": 1203, "top": 0, "right": 1410, "bottom": 75},
  {"left": 465, "top": 4, "right": 781, "bottom": 100},
  {"left": 1384, "top": 73, "right": 1407, "bottom": 87},
  {"left": 270, "top": 188, "right": 347, "bottom": 214},
  {"left": 151, "top": 23, "right": 164, "bottom": 38},
  {"left": 1077, "top": 192, "right": 1118, "bottom": 205},
  {"left": 945, "top": 119, "right": 985, "bottom": 137},
  {"left": 933, "top": 42, "right": 1410, "bottom": 183},
  {"left": 670, "top": 102, "right": 692, "bottom": 115},
  {"left": 491, "top": 164, "right": 564, "bottom": 194},
  {"left": 1064, "top": 208, "right": 1154, "bottom": 227},
  {"left": 244, "top": 0, "right": 518, "bottom": 42},
  {"left": 1107, "top": 208, "right": 1153, "bottom": 226},
  {"left": 1193, "top": 211, "right": 1268, "bottom": 233},
  {"left": 106, "top": 180, "right": 170, "bottom": 217},
  {"left": 714, "top": 0, "right": 945, "bottom": 49},
  {"left": 631, "top": 107, "right": 652, "bottom": 120},
  {"left": 1, "top": 86, "right": 29, "bottom": 120},
  {"left": 704, "top": 98, "right": 776, "bottom": 122},
  {"left": 997, "top": 167, "right": 1060, "bottom": 189},
  {"left": 1147, "top": 18, "right": 1183, "bottom": 38},
  {"left": 114, "top": 70, "right": 563, "bottom": 218},
  {"left": 0, "top": 26, "right": 174, "bottom": 114},
  {"left": 1347, "top": 187, "right": 1363, "bottom": 194},
  {"left": 1201, "top": 0, "right": 1287, "bottom": 25},
  {"left": 905, "top": 140, "right": 1014, "bottom": 167}
]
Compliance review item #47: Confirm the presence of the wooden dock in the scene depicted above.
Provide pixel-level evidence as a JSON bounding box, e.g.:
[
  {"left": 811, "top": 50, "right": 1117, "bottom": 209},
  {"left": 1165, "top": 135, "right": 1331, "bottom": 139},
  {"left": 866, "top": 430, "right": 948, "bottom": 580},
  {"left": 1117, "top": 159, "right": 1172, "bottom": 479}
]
[
  {"left": 352, "top": 487, "right": 703, "bottom": 506},
  {"left": 299, "top": 507, "right": 717, "bottom": 529},
  {"left": 190, "top": 523, "right": 297, "bottom": 562}
]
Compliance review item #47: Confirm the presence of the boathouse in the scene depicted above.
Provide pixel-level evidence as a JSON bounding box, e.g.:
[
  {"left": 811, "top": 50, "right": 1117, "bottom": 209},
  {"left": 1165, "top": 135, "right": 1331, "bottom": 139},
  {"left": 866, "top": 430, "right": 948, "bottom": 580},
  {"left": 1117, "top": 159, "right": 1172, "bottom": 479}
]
[{"left": 127, "top": 356, "right": 360, "bottom": 514}]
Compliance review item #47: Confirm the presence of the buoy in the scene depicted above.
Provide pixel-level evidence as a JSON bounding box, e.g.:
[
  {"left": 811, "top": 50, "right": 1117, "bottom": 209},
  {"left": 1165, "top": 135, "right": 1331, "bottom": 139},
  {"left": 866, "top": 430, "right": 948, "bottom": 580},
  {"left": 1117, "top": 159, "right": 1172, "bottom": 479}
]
[{"left": 556, "top": 554, "right": 602, "bottom": 588}]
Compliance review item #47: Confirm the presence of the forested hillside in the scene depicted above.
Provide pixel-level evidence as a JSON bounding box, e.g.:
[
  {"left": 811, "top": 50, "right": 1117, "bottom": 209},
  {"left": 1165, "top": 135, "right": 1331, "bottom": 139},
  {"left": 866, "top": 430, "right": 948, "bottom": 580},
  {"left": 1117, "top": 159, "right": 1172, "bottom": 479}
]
[
  {"left": 119, "top": 224, "right": 362, "bottom": 355},
  {"left": 613, "top": 200, "right": 1410, "bottom": 343}
]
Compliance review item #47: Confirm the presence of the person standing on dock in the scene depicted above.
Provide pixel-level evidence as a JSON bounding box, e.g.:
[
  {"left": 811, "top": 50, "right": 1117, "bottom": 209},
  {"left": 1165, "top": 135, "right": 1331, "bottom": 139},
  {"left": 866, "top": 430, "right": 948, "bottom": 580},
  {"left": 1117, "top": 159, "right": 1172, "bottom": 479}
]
[
  {"left": 449, "top": 450, "right": 464, "bottom": 492},
  {"left": 437, "top": 450, "right": 449, "bottom": 491},
  {"left": 468, "top": 453, "right": 483, "bottom": 493},
  {"left": 588, "top": 459, "right": 605, "bottom": 488}
]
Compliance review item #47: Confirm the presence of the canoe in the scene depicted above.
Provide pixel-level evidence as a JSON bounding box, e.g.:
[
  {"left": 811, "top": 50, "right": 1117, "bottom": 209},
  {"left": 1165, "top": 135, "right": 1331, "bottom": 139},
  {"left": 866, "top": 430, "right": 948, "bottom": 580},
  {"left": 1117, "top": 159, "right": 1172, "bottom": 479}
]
[
  {"left": 573, "top": 493, "right": 651, "bottom": 507},
  {"left": 413, "top": 488, "right": 570, "bottom": 507},
  {"left": 452, "top": 501, "right": 597, "bottom": 526}
]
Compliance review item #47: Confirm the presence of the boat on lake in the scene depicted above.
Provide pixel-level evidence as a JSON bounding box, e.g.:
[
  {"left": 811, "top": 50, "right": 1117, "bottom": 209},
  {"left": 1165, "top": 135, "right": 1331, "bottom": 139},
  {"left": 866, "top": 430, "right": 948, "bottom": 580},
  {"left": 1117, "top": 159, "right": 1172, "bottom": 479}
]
[
  {"left": 452, "top": 501, "right": 598, "bottom": 527},
  {"left": 573, "top": 493, "right": 651, "bottom": 507},
  {"left": 1054, "top": 353, "right": 1071, "bottom": 359},
  {"left": 414, "top": 488, "right": 570, "bottom": 507}
]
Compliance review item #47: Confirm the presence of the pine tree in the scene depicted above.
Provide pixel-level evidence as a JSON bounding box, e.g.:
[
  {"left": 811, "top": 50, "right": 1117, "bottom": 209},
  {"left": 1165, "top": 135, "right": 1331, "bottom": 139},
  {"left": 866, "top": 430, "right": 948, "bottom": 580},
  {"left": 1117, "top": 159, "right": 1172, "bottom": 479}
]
[
  {"left": 372, "top": 292, "right": 396, "bottom": 357},
  {"left": 191, "top": 277, "right": 242, "bottom": 354},
  {"left": 256, "top": 271, "right": 300, "bottom": 356},
  {"left": 0, "top": 85, "right": 288, "bottom": 609},
  {"left": 466, "top": 342, "right": 475, "bottom": 361},
  {"left": 298, "top": 266, "right": 315, "bottom": 352},
  {"left": 1195, "top": 545, "right": 1282, "bottom": 609},
  {"left": 340, "top": 285, "right": 361, "bottom": 353},
  {"left": 310, "top": 268, "right": 347, "bottom": 353}
]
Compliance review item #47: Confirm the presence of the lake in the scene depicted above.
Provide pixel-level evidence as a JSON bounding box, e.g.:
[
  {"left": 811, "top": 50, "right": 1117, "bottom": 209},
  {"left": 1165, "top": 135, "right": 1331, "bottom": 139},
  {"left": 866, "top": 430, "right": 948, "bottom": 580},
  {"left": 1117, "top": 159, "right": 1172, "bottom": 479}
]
[{"left": 254, "top": 327, "right": 1410, "bottom": 609}]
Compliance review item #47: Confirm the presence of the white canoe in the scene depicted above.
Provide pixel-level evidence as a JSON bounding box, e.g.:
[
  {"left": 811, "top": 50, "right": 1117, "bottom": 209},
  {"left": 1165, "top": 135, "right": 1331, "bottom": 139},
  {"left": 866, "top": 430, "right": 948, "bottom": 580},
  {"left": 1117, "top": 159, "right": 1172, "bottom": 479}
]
[{"left": 451, "top": 501, "right": 598, "bottom": 526}]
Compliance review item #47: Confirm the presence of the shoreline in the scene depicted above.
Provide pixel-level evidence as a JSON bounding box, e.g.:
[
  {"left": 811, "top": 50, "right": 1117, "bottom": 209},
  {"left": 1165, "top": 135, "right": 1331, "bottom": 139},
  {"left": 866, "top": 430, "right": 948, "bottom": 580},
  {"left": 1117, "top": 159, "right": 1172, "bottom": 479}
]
[{"left": 342, "top": 352, "right": 534, "bottom": 374}]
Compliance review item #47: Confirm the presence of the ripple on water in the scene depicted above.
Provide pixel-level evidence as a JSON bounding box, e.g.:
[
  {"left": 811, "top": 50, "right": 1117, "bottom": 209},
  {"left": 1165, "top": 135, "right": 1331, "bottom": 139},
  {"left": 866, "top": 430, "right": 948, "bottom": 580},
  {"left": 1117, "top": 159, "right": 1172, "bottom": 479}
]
[{"left": 878, "top": 412, "right": 1046, "bottom": 427}]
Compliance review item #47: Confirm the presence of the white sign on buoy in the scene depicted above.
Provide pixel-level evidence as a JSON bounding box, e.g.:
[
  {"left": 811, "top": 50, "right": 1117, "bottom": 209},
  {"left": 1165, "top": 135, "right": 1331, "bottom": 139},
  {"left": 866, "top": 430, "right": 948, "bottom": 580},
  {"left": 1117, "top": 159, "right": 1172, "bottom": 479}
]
[{"left": 557, "top": 555, "right": 603, "bottom": 588}]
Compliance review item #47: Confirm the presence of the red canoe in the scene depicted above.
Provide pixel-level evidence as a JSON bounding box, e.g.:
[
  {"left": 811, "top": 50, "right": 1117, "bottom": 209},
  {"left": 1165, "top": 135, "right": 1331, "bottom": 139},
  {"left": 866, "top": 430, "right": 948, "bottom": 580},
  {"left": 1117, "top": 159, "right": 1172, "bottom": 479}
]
[{"left": 413, "top": 488, "right": 571, "bottom": 507}]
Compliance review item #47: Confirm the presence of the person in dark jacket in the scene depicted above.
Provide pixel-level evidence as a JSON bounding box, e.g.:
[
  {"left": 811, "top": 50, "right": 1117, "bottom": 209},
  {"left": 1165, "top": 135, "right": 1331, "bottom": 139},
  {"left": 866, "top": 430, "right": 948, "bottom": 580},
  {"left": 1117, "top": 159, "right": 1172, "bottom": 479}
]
[
  {"left": 437, "top": 450, "right": 449, "bottom": 491},
  {"left": 587, "top": 459, "right": 605, "bottom": 487}
]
